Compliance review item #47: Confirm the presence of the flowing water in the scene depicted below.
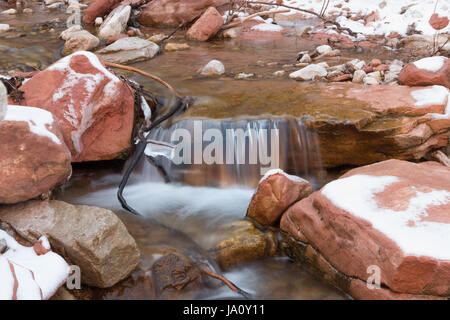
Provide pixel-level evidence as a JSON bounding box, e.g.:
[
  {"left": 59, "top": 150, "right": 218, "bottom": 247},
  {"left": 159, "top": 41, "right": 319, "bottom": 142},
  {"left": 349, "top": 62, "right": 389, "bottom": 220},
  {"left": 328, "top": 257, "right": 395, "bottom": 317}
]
[{"left": 0, "top": 3, "right": 409, "bottom": 299}]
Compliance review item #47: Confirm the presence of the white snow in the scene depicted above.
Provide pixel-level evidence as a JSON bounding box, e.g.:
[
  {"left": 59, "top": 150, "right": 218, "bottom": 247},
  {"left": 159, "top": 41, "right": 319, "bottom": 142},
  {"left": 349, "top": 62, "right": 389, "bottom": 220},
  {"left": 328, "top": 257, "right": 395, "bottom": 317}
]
[
  {"left": 251, "top": 23, "right": 283, "bottom": 32},
  {"left": 0, "top": 230, "right": 70, "bottom": 300},
  {"left": 140, "top": 96, "right": 152, "bottom": 120},
  {"left": 411, "top": 85, "right": 449, "bottom": 107},
  {"left": 260, "top": 168, "right": 307, "bottom": 184},
  {"left": 246, "top": 0, "right": 450, "bottom": 37},
  {"left": 414, "top": 56, "right": 447, "bottom": 72},
  {"left": 4, "top": 105, "right": 61, "bottom": 145},
  {"left": 47, "top": 51, "right": 121, "bottom": 153},
  {"left": 322, "top": 174, "right": 450, "bottom": 260}
]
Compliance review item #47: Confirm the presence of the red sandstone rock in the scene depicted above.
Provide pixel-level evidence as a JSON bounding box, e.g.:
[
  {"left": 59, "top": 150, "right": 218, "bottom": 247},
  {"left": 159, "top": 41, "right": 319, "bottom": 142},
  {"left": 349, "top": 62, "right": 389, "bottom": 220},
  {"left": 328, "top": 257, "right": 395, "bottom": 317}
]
[
  {"left": 281, "top": 160, "right": 450, "bottom": 298},
  {"left": 369, "top": 59, "right": 381, "bottom": 67},
  {"left": 375, "top": 64, "right": 388, "bottom": 72},
  {"left": 246, "top": 169, "right": 313, "bottom": 226},
  {"left": 20, "top": 51, "right": 135, "bottom": 162},
  {"left": 138, "top": 0, "right": 229, "bottom": 27},
  {"left": 330, "top": 74, "right": 352, "bottom": 82},
  {"left": 429, "top": 13, "right": 449, "bottom": 30},
  {"left": 186, "top": 7, "right": 223, "bottom": 41},
  {"left": 398, "top": 56, "right": 450, "bottom": 89},
  {"left": 106, "top": 33, "right": 128, "bottom": 45},
  {"left": 0, "top": 105, "right": 71, "bottom": 204},
  {"left": 82, "top": 0, "right": 122, "bottom": 24}
]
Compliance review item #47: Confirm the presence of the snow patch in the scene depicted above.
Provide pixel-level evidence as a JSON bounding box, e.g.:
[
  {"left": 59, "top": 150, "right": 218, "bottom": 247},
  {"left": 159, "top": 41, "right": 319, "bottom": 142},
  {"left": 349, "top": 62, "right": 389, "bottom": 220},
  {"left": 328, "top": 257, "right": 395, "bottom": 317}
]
[
  {"left": 251, "top": 23, "right": 283, "bottom": 32},
  {"left": 0, "top": 230, "right": 70, "bottom": 300},
  {"left": 411, "top": 85, "right": 449, "bottom": 107},
  {"left": 260, "top": 168, "right": 307, "bottom": 184},
  {"left": 4, "top": 105, "right": 61, "bottom": 145},
  {"left": 322, "top": 174, "right": 450, "bottom": 260},
  {"left": 413, "top": 56, "right": 447, "bottom": 72}
]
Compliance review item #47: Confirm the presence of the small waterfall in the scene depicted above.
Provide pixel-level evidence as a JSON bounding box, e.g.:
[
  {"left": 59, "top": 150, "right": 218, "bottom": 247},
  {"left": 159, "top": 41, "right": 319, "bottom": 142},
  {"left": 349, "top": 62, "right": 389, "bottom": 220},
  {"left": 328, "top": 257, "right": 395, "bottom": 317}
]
[{"left": 146, "top": 117, "right": 324, "bottom": 188}]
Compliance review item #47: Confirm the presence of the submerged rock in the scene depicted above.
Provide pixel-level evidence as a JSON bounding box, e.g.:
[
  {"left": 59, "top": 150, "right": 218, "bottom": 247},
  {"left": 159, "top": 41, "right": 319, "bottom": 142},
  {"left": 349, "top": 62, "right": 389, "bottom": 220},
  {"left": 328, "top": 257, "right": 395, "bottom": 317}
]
[
  {"left": 98, "top": 4, "right": 131, "bottom": 39},
  {"left": 198, "top": 59, "right": 225, "bottom": 76},
  {"left": 138, "top": 0, "right": 229, "bottom": 27},
  {"left": 19, "top": 51, "right": 135, "bottom": 162},
  {"left": 399, "top": 56, "right": 450, "bottom": 89},
  {"left": 164, "top": 42, "right": 190, "bottom": 52},
  {"left": 0, "top": 200, "right": 140, "bottom": 288},
  {"left": 97, "top": 37, "right": 159, "bottom": 64},
  {"left": 246, "top": 169, "right": 313, "bottom": 226},
  {"left": 281, "top": 159, "right": 450, "bottom": 299},
  {"left": 186, "top": 7, "right": 223, "bottom": 41},
  {"left": 0, "top": 105, "right": 71, "bottom": 204}
]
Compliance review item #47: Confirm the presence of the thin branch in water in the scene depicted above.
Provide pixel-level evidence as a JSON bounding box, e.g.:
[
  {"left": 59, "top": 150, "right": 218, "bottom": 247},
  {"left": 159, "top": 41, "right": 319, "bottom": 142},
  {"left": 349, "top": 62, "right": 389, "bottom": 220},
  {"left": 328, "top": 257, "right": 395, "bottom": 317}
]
[{"left": 222, "top": 8, "right": 290, "bottom": 29}]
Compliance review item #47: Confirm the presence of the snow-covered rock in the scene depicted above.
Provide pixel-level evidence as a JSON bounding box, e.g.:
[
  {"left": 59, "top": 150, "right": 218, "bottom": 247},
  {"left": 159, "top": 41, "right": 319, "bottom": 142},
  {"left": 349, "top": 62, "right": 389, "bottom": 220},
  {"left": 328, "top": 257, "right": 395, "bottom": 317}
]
[
  {"left": 0, "top": 105, "right": 71, "bottom": 203},
  {"left": 198, "top": 59, "right": 225, "bottom": 76},
  {"left": 0, "top": 231, "right": 70, "bottom": 300},
  {"left": 98, "top": 4, "right": 131, "bottom": 39},
  {"left": 289, "top": 64, "right": 327, "bottom": 81},
  {"left": 399, "top": 56, "right": 450, "bottom": 89},
  {"left": 281, "top": 159, "right": 450, "bottom": 299},
  {"left": 19, "top": 51, "right": 135, "bottom": 162},
  {"left": 97, "top": 37, "right": 159, "bottom": 64}
]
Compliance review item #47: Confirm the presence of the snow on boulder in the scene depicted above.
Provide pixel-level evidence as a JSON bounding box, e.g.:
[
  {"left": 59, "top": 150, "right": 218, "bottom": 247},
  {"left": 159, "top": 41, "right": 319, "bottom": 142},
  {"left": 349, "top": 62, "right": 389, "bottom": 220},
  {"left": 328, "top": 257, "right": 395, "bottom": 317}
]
[
  {"left": 0, "top": 82, "right": 6, "bottom": 121},
  {"left": 399, "top": 56, "right": 450, "bottom": 89},
  {"left": 281, "top": 159, "right": 450, "bottom": 299},
  {"left": 19, "top": 51, "right": 135, "bottom": 162},
  {"left": 246, "top": 169, "right": 312, "bottom": 226},
  {"left": 0, "top": 105, "right": 71, "bottom": 204},
  {"left": 0, "top": 230, "right": 70, "bottom": 300}
]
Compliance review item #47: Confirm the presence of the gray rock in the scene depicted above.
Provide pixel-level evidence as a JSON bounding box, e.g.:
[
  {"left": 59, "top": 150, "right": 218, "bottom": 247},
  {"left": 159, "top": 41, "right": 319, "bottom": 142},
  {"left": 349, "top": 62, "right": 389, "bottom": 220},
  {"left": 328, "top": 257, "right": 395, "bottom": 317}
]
[
  {"left": 0, "top": 82, "right": 6, "bottom": 122},
  {"left": 98, "top": 5, "right": 131, "bottom": 39},
  {"left": 97, "top": 37, "right": 159, "bottom": 64},
  {"left": 316, "top": 44, "right": 332, "bottom": 55},
  {"left": 60, "top": 25, "right": 83, "bottom": 40},
  {"left": 0, "top": 200, "right": 140, "bottom": 288},
  {"left": 298, "top": 53, "right": 311, "bottom": 64},
  {"left": 289, "top": 64, "right": 327, "bottom": 81},
  {"left": 62, "top": 30, "right": 100, "bottom": 55},
  {"left": 352, "top": 69, "right": 366, "bottom": 83},
  {"left": 198, "top": 60, "right": 225, "bottom": 76}
]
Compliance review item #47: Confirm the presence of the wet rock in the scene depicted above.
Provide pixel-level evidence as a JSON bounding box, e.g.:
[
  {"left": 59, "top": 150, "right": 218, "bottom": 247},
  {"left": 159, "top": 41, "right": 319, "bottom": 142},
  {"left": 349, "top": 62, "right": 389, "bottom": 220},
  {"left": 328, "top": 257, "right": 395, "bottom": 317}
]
[
  {"left": 20, "top": 51, "right": 135, "bottom": 162},
  {"left": 98, "top": 5, "right": 131, "bottom": 39},
  {"left": 235, "top": 72, "right": 254, "bottom": 80},
  {"left": 247, "top": 169, "right": 313, "bottom": 226},
  {"left": 273, "top": 70, "right": 285, "bottom": 77},
  {"left": 384, "top": 71, "right": 398, "bottom": 83},
  {"left": 105, "top": 33, "right": 128, "bottom": 45},
  {"left": 389, "top": 60, "right": 403, "bottom": 73},
  {"left": 186, "top": 7, "right": 223, "bottom": 41},
  {"left": 60, "top": 25, "right": 83, "bottom": 40},
  {"left": 298, "top": 53, "right": 312, "bottom": 64},
  {"left": 363, "top": 76, "right": 379, "bottom": 85},
  {"left": 138, "top": 0, "right": 229, "bottom": 27},
  {"left": 369, "top": 59, "right": 382, "bottom": 67},
  {"left": 0, "top": 24, "right": 10, "bottom": 33},
  {"left": 398, "top": 56, "right": 450, "bottom": 89},
  {"left": 223, "top": 27, "right": 239, "bottom": 38},
  {"left": 0, "top": 105, "right": 71, "bottom": 204},
  {"left": 82, "top": 0, "right": 122, "bottom": 24},
  {"left": 62, "top": 30, "right": 100, "bottom": 55},
  {"left": 210, "top": 220, "right": 277, "bottom": 269},
  {"left": 148, "top": 33, "right": 165, "bottom": 43},
  {"left": 374, "top": 64, "right": 389, "bottom": 72},
  {"left": 97, "top": 37, "right": 159, "bottom": 64},
  {"left": 366, "top": 71, "right": 382, "bottom": 82},
  {"left": 352, "top": 69, "right": 366, "bottom": 83},
  {"left": 0, "top": 200, "right": 140, "bottom": 288},
  {"left": 165, "top": 42, "right": 190, "bottom": 52},
  {"left": 95, "top": 17, "right": 103, "bottom": 26},
  {"left": 316, "top": 45, "right": 332, "bottom": 55},
  {"left": 198, "top": 59, "right": 225, "bottom": 76},
  {"left": 330, "top": 73, "right": 352, "bottom": 82},
  {"left": 289, "top": 64, "right": 327, "bottom": 81},
  {"left": 281, "top": 160, "right": 450, "bottom": 299}
]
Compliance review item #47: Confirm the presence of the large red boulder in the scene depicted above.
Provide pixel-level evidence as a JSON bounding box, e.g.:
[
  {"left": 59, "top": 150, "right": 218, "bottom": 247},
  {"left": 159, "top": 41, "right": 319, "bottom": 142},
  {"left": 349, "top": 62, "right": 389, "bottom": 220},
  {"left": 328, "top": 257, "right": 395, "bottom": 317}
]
[
  {"left": 82, "top": 0, "right": 122, "bottom": 24},
  {"left": 20, "top": 51, "right": 135, "bottom": 162},
  {"left": 398, "top": 56, "right": 450, "bottom": 89},
  {"left": 0, "top": 105, "right": 71, "bottom": 204},
  {"left": 138, "top": 0, "right": 229, "bottom": 27},
  {"left": 247, "top": 169, "right": 313, "bottom": 226},
  {"left": 186, "top": 7, "right": 223, "bottom": 41},
  {"left": 281, "top": 160, "right": 450, "bottom": 299}
]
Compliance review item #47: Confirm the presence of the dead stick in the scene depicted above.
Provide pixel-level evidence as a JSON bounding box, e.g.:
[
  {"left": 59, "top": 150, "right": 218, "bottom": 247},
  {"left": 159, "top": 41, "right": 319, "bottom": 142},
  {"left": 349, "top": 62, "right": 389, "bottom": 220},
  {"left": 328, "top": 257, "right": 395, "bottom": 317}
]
[
  {"left": 103, "top": 61, "right": 181, "bottom": 98},
  {"left": 222, "top": 8, "right": 290, "bottom": 29}
]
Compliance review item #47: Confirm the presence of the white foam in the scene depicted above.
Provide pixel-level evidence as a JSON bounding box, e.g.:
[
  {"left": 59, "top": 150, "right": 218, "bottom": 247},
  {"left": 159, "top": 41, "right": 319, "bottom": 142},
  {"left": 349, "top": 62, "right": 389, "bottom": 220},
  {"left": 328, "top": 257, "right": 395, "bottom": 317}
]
[
  {"left": 413, "top": 56, "right": 447, "bottom": 72},
  {"left": 0, "top": 230, "right": 70, "bottom": 300},
  {"left": 322, "top": 174, "right": 450, "bottom": 260},
  {"left": 4, "top": 105, "right": 61, "bottom": 144}
]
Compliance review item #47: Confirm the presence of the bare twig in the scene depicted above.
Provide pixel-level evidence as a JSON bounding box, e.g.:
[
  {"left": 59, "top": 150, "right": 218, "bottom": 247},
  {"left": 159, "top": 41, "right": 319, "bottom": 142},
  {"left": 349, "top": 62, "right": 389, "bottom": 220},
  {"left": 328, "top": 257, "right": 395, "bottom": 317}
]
[
  {"left": 222, "top": 8, "right": 289, "bottom": 29},
  {"left": 103, "top": 61, "right": 181, "bottom": 98}
]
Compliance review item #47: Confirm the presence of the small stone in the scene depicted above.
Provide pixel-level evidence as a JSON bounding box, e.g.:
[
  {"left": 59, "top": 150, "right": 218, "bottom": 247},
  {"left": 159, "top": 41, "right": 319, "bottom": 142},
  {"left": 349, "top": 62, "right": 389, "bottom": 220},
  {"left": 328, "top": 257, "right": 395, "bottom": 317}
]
[
  {"left": 317, "top": 61, "right": 329, "bottom": 69},
  {"left": 223, "top": 27, "right": 239, "bottom": 38},
  {"left": 363, "top": 76, "right": 379, "bottom": 85},
  {"left": 384, "top": 71, "right": 398, "bottom": 83},
  {"left": 316, "top": 44, "right": 332, "bottom": 55},
  {"left": 97, "top": 37, "right": 159, "bottom": 64},
  {"left": 389, "top": 60, "right": 403, "bottom": 73},
  {"left": 352, "top": 70, "right": 366, "bottom": 83},
  {"left": 370, "top": 59, "right": 382, "bottom": 67},
  {"left": 299, "top": 53, "right": 312, "bottom": 64},
  {"left": 1, "top": 9, "right": 16, "bottom": 15},
  {"left": 199, "top": 59, "right": 225, "bottom": 76},
  {"left": 127, "top": 29, "right": 135, "bottom": 36},
  {"left": 289, "top": 64, "right": 327, "bottom": 81},
  {"left": 330, "top": 73, "right": 351, "bottom": 82},
  {"left": 235, "top": 72, "right": 254, "bottom": 80},
  {"left": 0, "top": 24, "right": 10, "bottom": 33},
  {"left": 62, "top": 30, "right": 100, "bottom": 55},
  {"left": 164, "top": 42, "right": 190, "bottom": 51},
  {"left": 328, "top": 64, "right": 346, "bottom": 73},
  {"left": 362, "top": 65, "right": 373, "bottom": 73},
  {"left": 375, "top": 64, "right": 389, "bottom": 72},
  {"left": 354, "top": 60, "right": 365, "bottom": 70},
  {"left": 148, "top": 33, "right": 165, "bottom": 43},
  {"left": 95, "top": 17, "right": 103, "bottom": 26},
  {"left": 273, "top": 70, "right": 285, "bottom": 77},
  {"left": 59, "top": 25, "right": 83, "bottom": 40},
  {"left": 366, "top": 71, "right": 382, "bottom": 82},
  {"left": 23, "top": 8, "right": 34, "bottom": 14},
  {"left": 0, "top": 239, "right": 7, "bottom": 254}
]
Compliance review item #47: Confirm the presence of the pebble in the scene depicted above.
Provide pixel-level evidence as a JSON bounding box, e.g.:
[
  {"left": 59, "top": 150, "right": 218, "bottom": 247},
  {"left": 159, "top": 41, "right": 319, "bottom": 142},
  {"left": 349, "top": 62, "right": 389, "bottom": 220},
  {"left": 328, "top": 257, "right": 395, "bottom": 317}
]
[
  {"left": 23, "top": 8, "right": 34, "bottom": 14},
  {"left": 148, "top": 34, "right": 165, "bottom": 43},
  {"left": 352, "top": 70, "right": 366, "bottom": 83},
  {"left": 223, "top": 28, "right": 239, "bottom": 39},
  {"left": 235, "top": 73, "right": 255, "bottom": 80},
  {"left": 165, "top": 43, "right": 190, "bottom": 51},
  {"left": 366, "top": 71, "right": 382, "bottom": 82},
  {"left": 289, "top": 64, "right": 328, "bottom": 81},
  {"left": 299, "top": 53, "right": 312, "bottom": 64},
  {"left": 369, "top": 59, "right": 382, "bottom": 67},
  {"left": 273, "top": 70, "right": 285, "bottom": 77},
  {"left": 0, "top": 24, "right": 10, "bottom": 33},
  {"left": 95, "top": 17, "right": 103, "bottom": 26},
  {"left": 316, "top": 44, "right": 333, "bottom": 55},
  {"left": 199, "top": 60, "right": 225, "bottom": 77},
  {"left": 363, "top": 76, "right": 379, "bottom": 85}
]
